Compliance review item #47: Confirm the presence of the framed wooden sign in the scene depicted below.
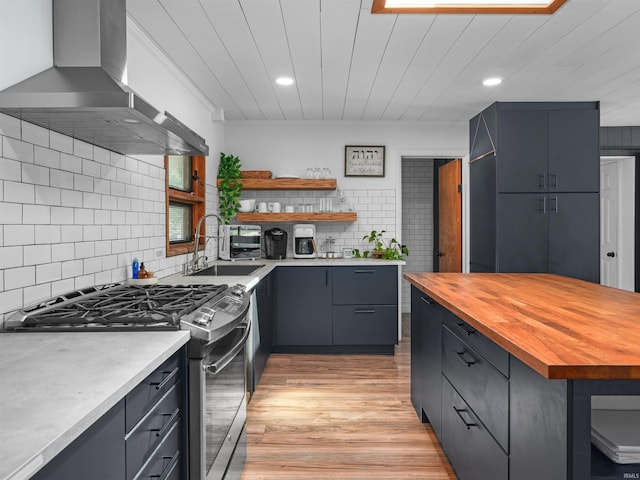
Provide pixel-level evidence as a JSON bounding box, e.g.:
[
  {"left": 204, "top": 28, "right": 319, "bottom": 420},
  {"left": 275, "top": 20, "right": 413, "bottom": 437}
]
[{"left": 344, "top": 145, "right": 385, "bottom": 177}]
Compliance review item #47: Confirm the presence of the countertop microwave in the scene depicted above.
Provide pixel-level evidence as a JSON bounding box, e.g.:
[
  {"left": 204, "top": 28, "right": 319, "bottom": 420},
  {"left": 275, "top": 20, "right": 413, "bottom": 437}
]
[{"left": 218, "top": 225, "right": 262, "bottom": 260}]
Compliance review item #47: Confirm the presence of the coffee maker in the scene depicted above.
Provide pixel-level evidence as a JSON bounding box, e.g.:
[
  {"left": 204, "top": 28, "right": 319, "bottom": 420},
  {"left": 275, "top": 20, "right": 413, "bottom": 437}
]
[
  {"left": 264, "top": 228, "right": 288, "bottom": 259},
  {"left": 293, "top": 224, "right": 316, "bottom": 258}
]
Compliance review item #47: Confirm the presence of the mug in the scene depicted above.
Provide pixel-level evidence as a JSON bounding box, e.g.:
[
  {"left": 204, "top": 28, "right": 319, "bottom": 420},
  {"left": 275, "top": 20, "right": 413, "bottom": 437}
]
[
  {"left": 343, "top": 248, "right": 355, "bottom": 259},
  {"left": 268, "top": 202, "right": 281, "bottom": 213},
  {"left": 285, "top": 205, "right": 295, "bottom": 213},
  {"left": 238, "top": 198, "right": 256, "bottom": 213},
  {"left": 256, "top": 202, "right": 268, "bottom": 213}
]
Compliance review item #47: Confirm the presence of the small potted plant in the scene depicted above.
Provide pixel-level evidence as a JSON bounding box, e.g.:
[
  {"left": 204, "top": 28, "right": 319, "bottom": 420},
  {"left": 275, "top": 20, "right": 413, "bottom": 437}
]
[
  {"left": 217, "top": 152, "right": 243, "bottom": 224},
  {"left": 356, "top": 230, "right": 408, "bottom": 260}
]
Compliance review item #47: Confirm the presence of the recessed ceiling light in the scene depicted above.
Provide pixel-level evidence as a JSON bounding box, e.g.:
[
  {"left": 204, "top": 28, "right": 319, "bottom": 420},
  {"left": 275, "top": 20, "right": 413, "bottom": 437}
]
[
  {"left": 122, "top": 118, "right": 140, "bottom": 124},
  {"left": 372, "top": 0, "right": 567, "bottom": 14},
  {"left": 483, "top": 77, "right": 503, "bottom": 86},
  {"left": 276, "top": 77, "right": 295, "bottom": 86}
]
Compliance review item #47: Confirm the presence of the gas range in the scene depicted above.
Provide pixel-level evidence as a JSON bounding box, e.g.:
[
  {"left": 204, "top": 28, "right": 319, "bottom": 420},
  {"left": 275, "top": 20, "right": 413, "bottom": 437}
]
[{"left": 5, "top": 282, "right": 250, "bottom": 344}]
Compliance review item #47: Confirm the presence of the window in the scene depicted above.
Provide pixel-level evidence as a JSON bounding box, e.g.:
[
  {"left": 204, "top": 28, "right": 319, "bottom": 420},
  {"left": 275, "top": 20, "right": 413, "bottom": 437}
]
[{"left": 165, "top": 155, "right": 206, "bottom": 257}]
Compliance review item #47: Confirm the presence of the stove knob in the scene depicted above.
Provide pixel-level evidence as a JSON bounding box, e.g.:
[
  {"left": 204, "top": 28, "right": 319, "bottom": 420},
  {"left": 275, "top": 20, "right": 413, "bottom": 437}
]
[
  {"left": 230, "top": 284, "right": 245, "bottom": 297},
  {"left": 192, "top": 307, "right": 216, "bottom": 326}
]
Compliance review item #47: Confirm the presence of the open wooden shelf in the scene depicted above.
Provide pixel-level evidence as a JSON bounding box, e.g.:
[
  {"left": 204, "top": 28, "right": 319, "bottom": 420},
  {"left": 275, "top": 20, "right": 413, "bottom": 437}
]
[
  {"left": 236, "top": 212, "right": 357, "bottom": 223},
  {"left": 217, "top": 178, "right": 337, "bottom": 190}
]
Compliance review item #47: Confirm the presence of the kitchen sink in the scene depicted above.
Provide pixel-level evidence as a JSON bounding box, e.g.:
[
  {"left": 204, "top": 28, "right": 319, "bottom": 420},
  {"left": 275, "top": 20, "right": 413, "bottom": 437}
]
[{"left": 189, "top": 264, "right": 265, "bottom": 276}]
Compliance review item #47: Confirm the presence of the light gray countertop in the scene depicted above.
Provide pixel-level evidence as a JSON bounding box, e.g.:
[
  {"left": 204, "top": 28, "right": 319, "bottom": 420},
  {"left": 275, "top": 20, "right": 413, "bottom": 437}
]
[{"left": 0, "top": 331, "right": 190, "bottom": 480}]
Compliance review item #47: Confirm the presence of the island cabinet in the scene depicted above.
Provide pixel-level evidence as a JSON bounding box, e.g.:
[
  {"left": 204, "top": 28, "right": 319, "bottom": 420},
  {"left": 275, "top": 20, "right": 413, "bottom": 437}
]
[
  {"left": 273, "top": 265, "right": 398, "bottom": 354},
  {"left": 469, "top": 101, "right": 600, "bottom": 282},
  {"left": 406, "top": 274, "right": 640, "bottom": 480},
  {"left": 32, "top": 350, "right": 187, "bottom": 480}
]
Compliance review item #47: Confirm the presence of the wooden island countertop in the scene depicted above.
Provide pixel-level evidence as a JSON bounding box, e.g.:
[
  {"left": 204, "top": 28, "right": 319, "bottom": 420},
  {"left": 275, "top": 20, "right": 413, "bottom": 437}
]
[{"left": 404, "top": 273, "right": 640, "bottom": 380}]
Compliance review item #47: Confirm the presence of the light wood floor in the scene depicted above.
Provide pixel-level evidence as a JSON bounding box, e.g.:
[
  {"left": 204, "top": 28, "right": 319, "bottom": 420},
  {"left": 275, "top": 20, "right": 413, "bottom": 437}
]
[{"left": 241, "top": 319, "right": 456, "bottom": 479}]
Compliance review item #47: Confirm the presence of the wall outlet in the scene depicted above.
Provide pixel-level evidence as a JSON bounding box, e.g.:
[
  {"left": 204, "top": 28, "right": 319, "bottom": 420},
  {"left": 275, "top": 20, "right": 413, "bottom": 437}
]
[{"left": 154, "top": 248, "right": 164, "bottom": 259}]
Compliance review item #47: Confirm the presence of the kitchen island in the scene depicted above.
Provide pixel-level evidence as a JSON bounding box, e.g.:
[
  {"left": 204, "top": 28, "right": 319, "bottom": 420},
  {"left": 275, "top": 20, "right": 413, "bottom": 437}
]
[
  {"left": 405, "top": 273, "right": 640, "bottom": 480},
  {"left": 0, "top": 331, "right": 190, "bottom": 480}
]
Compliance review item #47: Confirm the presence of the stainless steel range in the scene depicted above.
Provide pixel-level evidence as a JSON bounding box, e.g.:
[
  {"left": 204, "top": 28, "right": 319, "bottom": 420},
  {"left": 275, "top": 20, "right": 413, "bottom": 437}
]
[{"left": 5, "top": 282, "right": 251, "bottom": 480}]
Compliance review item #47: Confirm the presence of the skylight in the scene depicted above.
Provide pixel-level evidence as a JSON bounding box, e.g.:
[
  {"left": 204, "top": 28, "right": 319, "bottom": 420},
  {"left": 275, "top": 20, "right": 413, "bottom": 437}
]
[{"left": 371, "top": 0, "right": 567, "bottom": 14}]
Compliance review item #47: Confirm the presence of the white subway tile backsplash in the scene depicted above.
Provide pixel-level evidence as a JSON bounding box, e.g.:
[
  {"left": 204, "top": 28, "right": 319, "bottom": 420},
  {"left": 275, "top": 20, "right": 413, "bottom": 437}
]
[
  {"left": 21, "top": 122, "right": 49, "bottom": 148},
  {"left": 111, "top": 211, "right": 126, "bottom": 224},
  {"left": 112, "top": 239, "right": 126, "bottom": 254},
  {"left": 125, "top": 156, "right": 139, "bottom": 173},
  {"left": 117, "top": 225, "right": 132, "bottom": 239},
  {"left": 51, "top": 278, "right": 75, "bottom": 296},
  {"left": 4, "top": 225, "right": 34, "bottom": 246},
  {"left": 0, "top": 180, "right": 3, "bottom": 201},
  {"left": 117, "top": 197, "right": 132, "bottom": 212},
  {"left": 5, "top": 266, "right": 35, "bottom": 290},
  {"left": 94, "top": 240, "right": 111, "bottom": 256},
  {"left": 0, "top": 158, "right": 22, "bottom": 181},
  {"left": 0, "top": 246, "right": 23, "bottom": 268},
  {"left": 0, "top": 202, "right": 22, "bottom": 223},
  {"left": 75, "top": 242, "right": 95, "bottom": 259},
  {"left": 83, "top": 226, "right": 102, "bottom": 241},
  {"left": 0, "top": 289, "right": 23, "bottom": 315},
  {"left": 83, "top": 257, "right": 102, "bottom": 274},
  {"left": 50, "top": 131, "right": 74, "bottom": 154},
  {"left": 125, "top": 238, "right": 139, "bottom": 252},
  {"left": 125, "top": 184, "right": 138, "bottom": 201},
  {"left": 111, "top": 182, "right": 125, "bottom": 197},
  {"left": 74, "top": 209, "right": 94, "bottom": 225},
  {"left": 51, "top": 207, "right": 74, "bottom": 225},
  {"left": 51, "top": 243, "right": 75, "bottom": 262},
  {"left": 61, "top": 259, "right": 83, "bottom": 279},
  {"left": 94, "top": 178, "right": 110, "bottom": 195},
  {"left": 61, "top": 225, "right": 82, "bottom": 243},
  {"left": 60, "top": 189, "right": 83, "bottom": 208},
  {"left": 102, "top": 225, "right": 118, "bottom": 240},
  {"left": 73, "top": 173, "right": 93, "bottom": 193},
  {"left": 35, "top": 225, "right": 61, "bottom": 244},
  {"left": 95, "top": 210, "right": 111, "bottom": 225},
  {"left": 83, "top": 159, "right": 101, "bottom": 178},
  {"left": 60, "top": 153, "right": 82, "bottom": 173},
  {"left": 22, "top": 163, "right": 50, "bottom": 186},
  {"left": 36, "top": 185, "right": 61, "bottom": 206},
  {"left": 83, "top": 192, "right": 101, "bottom": 209},
  {"left": 23, "top": 205, "right": 51, "bottom": 224},
  {"left": 111, "top": 152, "right": 125, "bottom": 168},
  {"left": 93, "top": 146, "right": 111, "bottom": 165},
  {"left": 34, "top": 146, "right": 60, "bottom": 169},
  {"left": 73, "top": 139, "right": 94, "bottom": 159},
  {"left": 100, "top": 164, "right": 117, "bottom": 181},
  {"left": 0, "top": 113, "right": 21, "bottom": 139},
  {"left": 3, "top": 137, "right": 34, "bottom": 163},
  {"left": 50, "top": 170, "right": 73, "bottom": 189},
  {"left": 101, "top": 195, "right": 118, "bottom": 210},
  {"left": 36, "top": 262, "right": 61, "bottom": 283},
  {"left": 116, "top": 168, "right": 131, "bottom": 184}
]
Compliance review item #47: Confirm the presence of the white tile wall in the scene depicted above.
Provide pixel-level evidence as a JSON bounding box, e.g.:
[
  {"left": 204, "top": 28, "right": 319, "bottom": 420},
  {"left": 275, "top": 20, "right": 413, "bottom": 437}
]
[
  {"left": 401, "top": 158, "right": 434, "bottom": 313},
  {"left": 0, "top": 112, "right": 187, "bottom": 325}
]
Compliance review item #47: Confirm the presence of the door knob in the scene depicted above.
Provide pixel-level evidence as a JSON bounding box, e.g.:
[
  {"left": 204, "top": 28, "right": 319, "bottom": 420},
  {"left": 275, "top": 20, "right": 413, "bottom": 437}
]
[{"left": 606, "top": 252, "right": 616, "bottom": 258}]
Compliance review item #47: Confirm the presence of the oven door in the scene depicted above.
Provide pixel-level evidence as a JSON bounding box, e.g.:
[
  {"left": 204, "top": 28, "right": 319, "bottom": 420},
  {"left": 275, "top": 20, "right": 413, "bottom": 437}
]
[{"left": 189, "top": 321, "right": 250, "bottom": 480}]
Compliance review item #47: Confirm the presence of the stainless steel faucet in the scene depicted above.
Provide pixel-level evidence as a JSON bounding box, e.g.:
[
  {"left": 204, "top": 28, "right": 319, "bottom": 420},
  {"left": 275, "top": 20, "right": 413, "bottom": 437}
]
[{"left": 191, "top": 213, "right": 223, "bottom": 273}]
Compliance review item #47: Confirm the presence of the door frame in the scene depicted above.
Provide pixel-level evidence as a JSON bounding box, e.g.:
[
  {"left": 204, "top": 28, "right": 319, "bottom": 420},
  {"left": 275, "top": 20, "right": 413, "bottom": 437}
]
[{"left": 600, "top": 156, "right": 635, "bottom": 291}]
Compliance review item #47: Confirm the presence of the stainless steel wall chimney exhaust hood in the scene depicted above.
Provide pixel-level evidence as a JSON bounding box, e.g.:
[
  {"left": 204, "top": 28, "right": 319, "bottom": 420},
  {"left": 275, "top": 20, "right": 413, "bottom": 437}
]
[{"left": 0, "top": 0, "right": 209, "bottom": 156}]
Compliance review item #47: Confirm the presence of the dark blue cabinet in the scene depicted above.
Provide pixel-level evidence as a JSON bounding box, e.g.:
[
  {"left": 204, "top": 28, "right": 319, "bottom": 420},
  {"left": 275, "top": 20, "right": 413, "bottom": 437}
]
[
  {"left": 470, "top": 101, "right": 600, "bottom": 282},
  {"left": 253, "top": 270, "right": 274, "bottom": 389}
]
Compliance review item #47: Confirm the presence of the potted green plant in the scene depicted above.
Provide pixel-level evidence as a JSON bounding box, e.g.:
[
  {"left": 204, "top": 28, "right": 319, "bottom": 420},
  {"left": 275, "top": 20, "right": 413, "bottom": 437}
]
[
  {"left": 217, "top": 152, "right": 243, "bottom": 224},
  {"left": 356, "top": 230, "right": 408, "bottom": 260}
]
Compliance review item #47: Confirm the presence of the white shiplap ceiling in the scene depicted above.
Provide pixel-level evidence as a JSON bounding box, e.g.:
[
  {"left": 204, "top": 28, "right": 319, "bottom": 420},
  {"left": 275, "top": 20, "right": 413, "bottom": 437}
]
[{"left": 126, "top": 0, "right": 640, "bottom": 126}]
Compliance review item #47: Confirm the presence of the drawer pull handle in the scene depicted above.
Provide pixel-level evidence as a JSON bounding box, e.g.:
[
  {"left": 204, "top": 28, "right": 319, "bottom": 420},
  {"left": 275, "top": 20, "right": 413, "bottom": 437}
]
[
  {"left": 150, "top": 449, "right": 180, "bottom": 480},
  {"left": 152, "top": 408, "right": 180, "bottom": 438},
  {"left": 354, "top": 309, "right": 376, "bottom": 314},
  {"left": 420, "top": 297, "right": 432, "bottom": 305},
  {"left": 151, "top": 366, "right": 179, "bottom": 391},
  {"left": 354, "top": 269, "right": 375, "bottom": 273},
  {"left": 456, "top": 351, "right": 477, "bottom": 367},
  {"left": 455, "top": 322, "right": 475, "bottom": 336},
  {"left": 453, "top": 406, "right": 477, "bottom": 430}
]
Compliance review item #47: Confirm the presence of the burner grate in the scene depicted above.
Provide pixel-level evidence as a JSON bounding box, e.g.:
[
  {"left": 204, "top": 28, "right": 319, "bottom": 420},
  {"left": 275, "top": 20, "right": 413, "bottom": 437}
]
[{"left": 18, "top": 284, "right": 228, "bottom": 330}]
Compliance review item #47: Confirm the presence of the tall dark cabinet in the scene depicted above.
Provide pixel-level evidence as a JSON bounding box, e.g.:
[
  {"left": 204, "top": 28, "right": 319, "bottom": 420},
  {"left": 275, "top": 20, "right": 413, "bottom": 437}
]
[{"left": 469, "top": 101, "right": 600, "bottom": 282}]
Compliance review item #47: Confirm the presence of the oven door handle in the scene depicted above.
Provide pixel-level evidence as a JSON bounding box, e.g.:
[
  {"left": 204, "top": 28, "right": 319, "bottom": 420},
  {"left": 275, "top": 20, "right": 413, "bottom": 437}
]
[{"left": 203, "top": 322, "right": 251, "bottom": 375}]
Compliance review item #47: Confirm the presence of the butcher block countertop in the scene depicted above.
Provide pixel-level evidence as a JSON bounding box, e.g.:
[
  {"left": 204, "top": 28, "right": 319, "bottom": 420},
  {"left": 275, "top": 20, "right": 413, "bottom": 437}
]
[{"left": 404, "top": 273, "right": 640, "bottom": 381}]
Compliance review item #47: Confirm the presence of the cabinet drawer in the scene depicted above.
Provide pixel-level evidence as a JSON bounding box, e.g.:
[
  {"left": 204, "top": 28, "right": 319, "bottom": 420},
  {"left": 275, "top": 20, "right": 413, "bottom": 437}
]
[
  {"left": 126, "top": 353, "right": 181, "bottom": 432},
  {"left": 442, "top": 312, "right": 509, "bottom": 377},
  {"left": 332, "top": 266, "right": 397, "bottom": 305},
  {"left": 333, "top": 305, "right": 397, "bottom": 345},
  {"left": 442, "top": 327, "right": 509, "bottom": 450},
  {"left": 441, "top": 377, "right": 508, "bottom": 480},
  {"left": 126, "top": 382, "right": 182, "bottom": 480},
  {"left": 131, "top": 419, "right": 182, "bottom": 480}
]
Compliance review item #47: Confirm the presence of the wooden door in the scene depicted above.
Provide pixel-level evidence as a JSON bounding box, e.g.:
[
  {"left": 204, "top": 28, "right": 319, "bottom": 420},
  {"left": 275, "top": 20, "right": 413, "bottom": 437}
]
[{"left": 438, "top": 159, "right": 462, "bottom": 272}]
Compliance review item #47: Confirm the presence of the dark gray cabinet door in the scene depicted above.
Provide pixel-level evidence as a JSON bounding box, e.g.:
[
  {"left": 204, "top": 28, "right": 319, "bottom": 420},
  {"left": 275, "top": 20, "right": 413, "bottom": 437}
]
[
  {"left": 410, "top": 287, "right": 426, "bottom": 418},
  {"left": 497, "top": 193, "right": 549, "bottom": 273},
  {"left": 275, "top": 267, "right": 332, "bottom": 346},
  {"left": 332, "top": 266, "right": 396, "bottom": 305},
  {"left": 254, "top": 271, "right": 274, "bottom": 388},
  {"left": 548, "top": 193, "right": 600, "bottom": 282},
  {"left": 548, "top": 109, "right": 600, "bottom": 193},
  {"left": 32, "top": 401, "right": 126, "bottom": 480},
  {"left": 470, "top": 154, "right": 497, "bottom": 272},
  {"left": 496, "top": 109, "right": 548, "bottom": 193}
]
